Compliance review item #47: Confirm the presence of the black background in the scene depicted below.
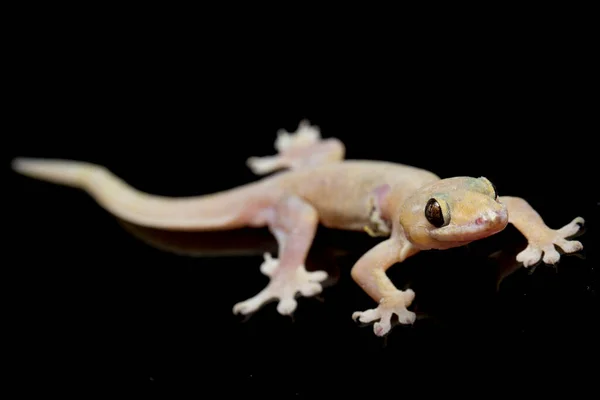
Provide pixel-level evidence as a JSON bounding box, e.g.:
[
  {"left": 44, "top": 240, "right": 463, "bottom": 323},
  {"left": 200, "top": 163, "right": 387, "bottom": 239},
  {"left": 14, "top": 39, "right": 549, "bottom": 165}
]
[{"left": 5, "top": 12, "right": 598, "bottom": 397}]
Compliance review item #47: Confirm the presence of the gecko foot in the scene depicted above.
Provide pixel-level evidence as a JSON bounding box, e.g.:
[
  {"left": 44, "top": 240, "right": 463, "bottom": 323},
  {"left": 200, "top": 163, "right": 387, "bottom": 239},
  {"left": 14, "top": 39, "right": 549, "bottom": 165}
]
[
  {"left": 246, "top": 156, "right": 282, "bottom": 175},
  {"left": 517, "top": 217, "right": 585, "bottom": 268},
  {"left": 246, "top": 120, "right": 333, "bottom": 175},
  {"left": 274, "top": 119, "right": 321, "bottom": 153},
  {"left": 233, "top": 255, "right": 328, "bottom": 316},
  {"left": 245, "top": 121, "right": 320, "bottom": 174},
  {"left": 352, "top": 289, "right": 416, "bottom": 337}
]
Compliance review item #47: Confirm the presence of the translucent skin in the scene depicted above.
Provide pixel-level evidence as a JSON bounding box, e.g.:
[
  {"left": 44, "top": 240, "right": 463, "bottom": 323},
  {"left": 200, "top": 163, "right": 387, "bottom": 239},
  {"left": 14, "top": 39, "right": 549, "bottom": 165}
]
[{"left": 11, "top": 120, "right": 585, "bottom": 337}]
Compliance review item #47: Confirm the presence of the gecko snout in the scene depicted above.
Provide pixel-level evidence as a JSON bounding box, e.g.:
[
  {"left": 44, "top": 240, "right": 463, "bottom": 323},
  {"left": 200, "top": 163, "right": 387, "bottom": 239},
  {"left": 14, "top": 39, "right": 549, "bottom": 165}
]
[{"left": 475, "top": 207, "right": 508, "bottom": 227}]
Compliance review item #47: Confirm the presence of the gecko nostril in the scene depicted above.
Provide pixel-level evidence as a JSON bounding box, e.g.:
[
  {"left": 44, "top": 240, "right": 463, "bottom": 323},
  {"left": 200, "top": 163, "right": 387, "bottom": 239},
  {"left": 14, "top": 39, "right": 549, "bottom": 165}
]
[{"left": 476, "top": 217, "right": 485, "bottom": 225}]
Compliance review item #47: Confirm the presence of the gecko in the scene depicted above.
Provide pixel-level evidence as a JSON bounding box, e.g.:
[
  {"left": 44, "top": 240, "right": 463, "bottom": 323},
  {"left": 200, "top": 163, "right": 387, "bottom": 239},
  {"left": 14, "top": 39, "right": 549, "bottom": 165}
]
[{"left": 12, "top": 120, "right": 585, "bottom": 336}]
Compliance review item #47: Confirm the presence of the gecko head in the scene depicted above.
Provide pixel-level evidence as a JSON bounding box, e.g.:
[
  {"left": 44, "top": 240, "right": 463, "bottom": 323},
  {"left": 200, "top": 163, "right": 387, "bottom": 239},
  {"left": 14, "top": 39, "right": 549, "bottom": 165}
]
[{"left": 398, "top": 176, "right": 508, "bottom": 250}]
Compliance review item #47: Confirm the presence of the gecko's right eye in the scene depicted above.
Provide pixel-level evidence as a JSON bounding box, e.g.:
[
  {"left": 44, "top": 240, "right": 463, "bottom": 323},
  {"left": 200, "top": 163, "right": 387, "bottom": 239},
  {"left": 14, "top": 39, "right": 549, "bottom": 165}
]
[{"left": 425, "top": 198, "right": 447, "bottom": 228}]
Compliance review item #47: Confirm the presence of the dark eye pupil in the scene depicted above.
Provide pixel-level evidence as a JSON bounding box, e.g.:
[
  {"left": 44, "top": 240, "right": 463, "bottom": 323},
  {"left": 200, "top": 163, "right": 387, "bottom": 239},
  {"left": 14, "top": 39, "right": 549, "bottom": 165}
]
[
  {"left": 425, "top": 198, "right": 444, "bottom": 227},
  {"left": 491, "top": 182, "right": 498, "bottom": 199}
]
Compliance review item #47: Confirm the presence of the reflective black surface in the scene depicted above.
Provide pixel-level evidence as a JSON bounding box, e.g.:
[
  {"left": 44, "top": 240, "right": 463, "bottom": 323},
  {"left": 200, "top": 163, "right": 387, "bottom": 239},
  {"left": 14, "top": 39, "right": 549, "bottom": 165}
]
[{"left": 7, "top": 53, "right": 598, "bottom": 395}]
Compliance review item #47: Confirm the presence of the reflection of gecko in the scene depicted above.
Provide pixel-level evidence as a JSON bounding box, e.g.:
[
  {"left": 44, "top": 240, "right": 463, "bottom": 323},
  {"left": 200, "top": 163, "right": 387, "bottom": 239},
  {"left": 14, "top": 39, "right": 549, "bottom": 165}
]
[{"left": 12, "top": 120, "right": 585, "bottom": 336}]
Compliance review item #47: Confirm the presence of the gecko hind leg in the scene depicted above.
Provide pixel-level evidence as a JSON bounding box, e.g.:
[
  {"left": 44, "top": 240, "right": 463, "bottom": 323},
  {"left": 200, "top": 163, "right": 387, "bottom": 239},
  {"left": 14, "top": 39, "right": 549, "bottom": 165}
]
[
  {"left": 246, "top": 119, "right": 345, "bottom": 175},
  {"left": 232, "top": 195, "right": 328, "bottom": 316}
]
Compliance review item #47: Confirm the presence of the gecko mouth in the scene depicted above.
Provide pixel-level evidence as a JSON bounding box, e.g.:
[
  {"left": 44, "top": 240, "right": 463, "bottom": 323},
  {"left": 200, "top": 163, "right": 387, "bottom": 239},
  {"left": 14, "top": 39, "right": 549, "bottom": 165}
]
[{"left": 430, "top": 209, "right": 508, "bottom": 242}]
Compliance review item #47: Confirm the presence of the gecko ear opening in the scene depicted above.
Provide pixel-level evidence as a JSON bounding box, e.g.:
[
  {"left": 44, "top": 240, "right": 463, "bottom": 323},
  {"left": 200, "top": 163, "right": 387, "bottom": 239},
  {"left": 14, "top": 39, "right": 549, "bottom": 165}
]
[{"left": 424, "top": 198, "right": 450, "bottom": 228}]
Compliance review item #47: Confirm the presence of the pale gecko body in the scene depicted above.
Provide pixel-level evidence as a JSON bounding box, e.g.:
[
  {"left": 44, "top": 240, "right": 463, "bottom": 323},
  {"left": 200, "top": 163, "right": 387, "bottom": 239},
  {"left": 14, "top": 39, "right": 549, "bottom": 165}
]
[{"left": 12, "top": 120, "right": 585, "bottom": 336}]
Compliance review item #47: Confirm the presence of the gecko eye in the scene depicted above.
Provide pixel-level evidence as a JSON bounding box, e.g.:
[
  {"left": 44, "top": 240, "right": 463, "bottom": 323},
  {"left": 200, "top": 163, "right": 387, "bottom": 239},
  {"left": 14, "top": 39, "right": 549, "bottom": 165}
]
[
  {"left": 425, "top": 198, "right": 447, "bottom": 228},
  {"left": 490, "top": 181, "right": 498, "bottom": 199},
  {"left": 479, "top": 176, "right": 498, "bottom": 200}
]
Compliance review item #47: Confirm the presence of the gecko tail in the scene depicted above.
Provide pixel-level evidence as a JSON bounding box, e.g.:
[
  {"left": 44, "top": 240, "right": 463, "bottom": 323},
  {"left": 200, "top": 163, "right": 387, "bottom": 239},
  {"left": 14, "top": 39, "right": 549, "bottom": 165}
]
[
  {"left": 12, "top": 157, "right": 271, "bottom": 231},
  {"left": 12, "top": 157, "right": 97, "bottom": 187}
]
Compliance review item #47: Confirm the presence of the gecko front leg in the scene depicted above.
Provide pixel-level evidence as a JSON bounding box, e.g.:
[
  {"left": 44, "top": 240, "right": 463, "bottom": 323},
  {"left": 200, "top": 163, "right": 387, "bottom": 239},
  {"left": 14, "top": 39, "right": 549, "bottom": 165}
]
[
  {"left": 500, "top": 196, "right": 585, "bottom": 267},
  {"left": 351, "top": 234, "right": 420, "bottom": 336},
  {"left": 232, "top": 195, "right": 328, "bottom": 316}
]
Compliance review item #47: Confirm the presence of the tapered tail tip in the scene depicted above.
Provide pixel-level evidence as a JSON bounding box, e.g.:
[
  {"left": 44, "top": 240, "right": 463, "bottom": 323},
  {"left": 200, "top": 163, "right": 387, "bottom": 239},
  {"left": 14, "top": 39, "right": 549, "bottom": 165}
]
[
  {"left": 11, "top": 157, "right": 48, "bottom": 175},
  {"left": 11, "top": 157, "right": 93, "bottom": 186},
  {"left": 11, "top": 157, "right": 30, "bottom": 173}
]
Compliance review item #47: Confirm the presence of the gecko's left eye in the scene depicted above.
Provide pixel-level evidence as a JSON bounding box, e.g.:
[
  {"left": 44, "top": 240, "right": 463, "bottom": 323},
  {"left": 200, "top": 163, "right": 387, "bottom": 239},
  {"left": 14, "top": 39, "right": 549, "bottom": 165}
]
[
  {"left": 490, "top": 181, "right": 498, "bottom": 199},
  {"left": 425, "top": 198, "right": 449, "bottom": 228},
  {"left": 479, "top": 176, "right": 498, "bottom": 200}
]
